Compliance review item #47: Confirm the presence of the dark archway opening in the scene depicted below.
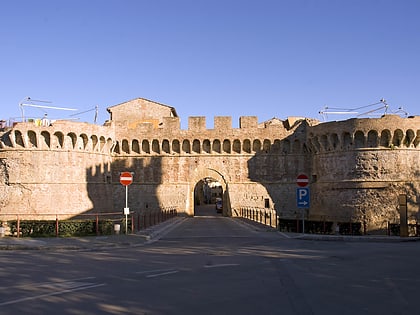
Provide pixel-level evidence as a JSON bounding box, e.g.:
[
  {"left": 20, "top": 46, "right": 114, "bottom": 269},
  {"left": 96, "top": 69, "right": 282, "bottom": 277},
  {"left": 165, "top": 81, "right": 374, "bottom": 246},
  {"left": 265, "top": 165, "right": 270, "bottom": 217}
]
[{"left": 194, "top": 177, "right": 223, "bottom": 216}]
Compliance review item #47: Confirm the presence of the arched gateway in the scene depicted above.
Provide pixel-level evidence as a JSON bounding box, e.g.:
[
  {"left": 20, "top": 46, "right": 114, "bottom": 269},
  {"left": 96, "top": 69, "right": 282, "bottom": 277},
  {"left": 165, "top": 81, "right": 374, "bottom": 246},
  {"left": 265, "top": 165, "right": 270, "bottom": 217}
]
[{"left": 189, "top": 167, "right": 229, "bottom": 216}]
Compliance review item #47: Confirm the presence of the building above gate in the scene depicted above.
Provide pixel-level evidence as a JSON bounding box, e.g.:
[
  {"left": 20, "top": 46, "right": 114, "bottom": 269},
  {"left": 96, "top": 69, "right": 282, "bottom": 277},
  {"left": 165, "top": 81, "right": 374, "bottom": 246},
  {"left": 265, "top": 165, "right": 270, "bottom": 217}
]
[{"left": 107, "top": 98, "right": 178, "bottom": 130}]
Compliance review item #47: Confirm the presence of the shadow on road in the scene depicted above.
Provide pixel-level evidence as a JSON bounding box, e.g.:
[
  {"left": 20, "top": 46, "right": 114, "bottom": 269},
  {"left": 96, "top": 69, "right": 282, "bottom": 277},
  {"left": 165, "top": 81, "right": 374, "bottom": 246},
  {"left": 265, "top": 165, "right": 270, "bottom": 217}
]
[{"left": 194, "top": 204, "right": 222, "bottom": 217}]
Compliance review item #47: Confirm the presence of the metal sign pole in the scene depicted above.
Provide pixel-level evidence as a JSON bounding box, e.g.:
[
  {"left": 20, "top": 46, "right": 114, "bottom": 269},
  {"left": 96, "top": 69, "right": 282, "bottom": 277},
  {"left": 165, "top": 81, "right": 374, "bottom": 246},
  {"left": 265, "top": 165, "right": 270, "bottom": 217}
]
[
  {"left": 125, "top": 185, "right": 128, "bottom": 235},
  {"left": 296, "top": 182, "right": 310, "bottom": 235},
  {"left": 302, "top": 209, "right": 305, "bottom": 234},
  {"left": 120, "top": 172, "right": 133, "bottom": 235}
]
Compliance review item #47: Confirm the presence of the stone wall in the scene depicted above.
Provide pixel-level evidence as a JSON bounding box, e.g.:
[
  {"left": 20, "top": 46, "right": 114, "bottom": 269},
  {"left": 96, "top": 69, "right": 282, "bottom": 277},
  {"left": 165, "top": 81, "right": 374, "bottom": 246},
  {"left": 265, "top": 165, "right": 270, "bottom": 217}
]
[
  {"left": 1, "top": 101, "right": 419, "bottom": 233},
  {"left": 308, "top": 115, "right": 420, "bottom": 231},
  {"left": 0, "top": 120, "right": 114, "bottom": 219}
]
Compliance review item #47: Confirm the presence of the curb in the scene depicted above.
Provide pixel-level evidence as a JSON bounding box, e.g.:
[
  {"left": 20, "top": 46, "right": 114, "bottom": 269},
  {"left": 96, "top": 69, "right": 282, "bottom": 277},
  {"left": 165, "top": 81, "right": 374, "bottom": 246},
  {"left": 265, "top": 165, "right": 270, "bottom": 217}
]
[
  {"left": 290, "top": 233, "right": 420, "bottom": 242},
  {"left": 140, "top": 217, "right": 187, "bottom": 243},
  {"left": 236, "top": 218, "right": 420, "bottom": 243},
  {"left": 0, "top": 217, "right": 184, "bottom": 251}
]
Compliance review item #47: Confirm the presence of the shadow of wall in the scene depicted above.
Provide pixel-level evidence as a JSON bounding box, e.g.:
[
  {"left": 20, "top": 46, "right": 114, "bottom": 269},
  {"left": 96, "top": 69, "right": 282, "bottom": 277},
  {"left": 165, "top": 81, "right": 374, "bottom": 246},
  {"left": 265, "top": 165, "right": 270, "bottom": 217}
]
[
  {"left": 85, "top": 156, "right": 163, "bottom": 218},
  {"left": 246, "top": 120, "right": 312, "bottom": 219},
  {"left": 246, "top": 116, "right": 420, "bottom": 233}
]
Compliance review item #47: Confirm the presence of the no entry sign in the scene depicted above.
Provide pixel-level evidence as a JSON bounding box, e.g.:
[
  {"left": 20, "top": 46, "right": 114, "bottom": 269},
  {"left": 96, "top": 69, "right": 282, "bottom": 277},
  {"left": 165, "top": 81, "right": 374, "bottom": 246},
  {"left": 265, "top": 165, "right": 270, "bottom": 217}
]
[
  {"left": 120, "top": 172, "right": 133, "bottom": 186},
  {"left": 296, "top": 174, "right": 309, "bottom": 187}
]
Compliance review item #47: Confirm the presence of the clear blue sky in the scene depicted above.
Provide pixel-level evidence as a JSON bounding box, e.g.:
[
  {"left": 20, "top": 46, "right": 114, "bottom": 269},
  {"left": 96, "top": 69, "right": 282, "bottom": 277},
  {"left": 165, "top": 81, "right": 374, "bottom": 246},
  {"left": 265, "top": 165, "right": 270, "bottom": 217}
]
[{"left": 1, "top": 0, "right": 419, "bottom": 128}]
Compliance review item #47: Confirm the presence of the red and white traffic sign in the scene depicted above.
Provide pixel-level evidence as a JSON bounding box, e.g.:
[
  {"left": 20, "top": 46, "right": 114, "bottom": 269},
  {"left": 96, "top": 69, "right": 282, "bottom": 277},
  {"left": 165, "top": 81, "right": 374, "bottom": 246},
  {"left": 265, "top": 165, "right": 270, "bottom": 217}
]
[
  {"left": 296, "top": 174, "right": 309, "bottom": 187},
  {"left": 120, "top": 172, "right": 133, "bottom": 186}
]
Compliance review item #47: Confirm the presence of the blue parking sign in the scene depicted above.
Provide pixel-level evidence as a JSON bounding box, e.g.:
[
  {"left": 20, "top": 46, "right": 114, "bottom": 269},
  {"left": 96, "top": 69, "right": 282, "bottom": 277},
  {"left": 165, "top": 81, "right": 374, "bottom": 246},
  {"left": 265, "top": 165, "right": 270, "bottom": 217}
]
[{"left": 296, "top": 188, "right": 310, "bottom": 208}]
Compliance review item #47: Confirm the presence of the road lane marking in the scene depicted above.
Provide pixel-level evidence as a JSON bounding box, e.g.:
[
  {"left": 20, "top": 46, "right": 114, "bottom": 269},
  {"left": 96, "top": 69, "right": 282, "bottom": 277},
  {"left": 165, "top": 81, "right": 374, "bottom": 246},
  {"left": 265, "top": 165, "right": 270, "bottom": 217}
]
[
  {"left": 136, "top": 268, "right": 177, "bottom": 275},
  {"left": 0, "top": 277, "right": 97, "bottom": 292},
  {"left": 204, "top": 263, "right": 240, "bottom": 269},
  {"left": 136, "top": 268, "right": 180, "bottom": 278},
  {"left": 0, "top": 282, "right": 105, "bottom": 306},
  {"left": 146, "top": 270, "right": 179, "bottom": 278}
]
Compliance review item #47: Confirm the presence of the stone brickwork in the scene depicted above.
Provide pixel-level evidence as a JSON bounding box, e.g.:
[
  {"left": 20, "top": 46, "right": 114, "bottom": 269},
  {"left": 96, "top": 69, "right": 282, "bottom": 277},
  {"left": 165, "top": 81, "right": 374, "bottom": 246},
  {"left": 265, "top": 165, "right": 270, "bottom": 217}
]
[
  {"left": 0, "top": 120, "right": 114, "bottom": 220},
  {"left": 307, "top": 116, "right": 420, "bottom": 232},
  {"left": 1, "top": 98, "right": 419, "bottom": 233}
]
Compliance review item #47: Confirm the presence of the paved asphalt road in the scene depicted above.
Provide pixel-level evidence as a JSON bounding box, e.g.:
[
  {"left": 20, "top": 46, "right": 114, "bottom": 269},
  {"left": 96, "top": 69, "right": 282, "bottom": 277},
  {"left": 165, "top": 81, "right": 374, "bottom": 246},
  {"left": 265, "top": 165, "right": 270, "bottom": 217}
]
[{"left": 1, "top": 205, "right": 420, "bottom": 314}]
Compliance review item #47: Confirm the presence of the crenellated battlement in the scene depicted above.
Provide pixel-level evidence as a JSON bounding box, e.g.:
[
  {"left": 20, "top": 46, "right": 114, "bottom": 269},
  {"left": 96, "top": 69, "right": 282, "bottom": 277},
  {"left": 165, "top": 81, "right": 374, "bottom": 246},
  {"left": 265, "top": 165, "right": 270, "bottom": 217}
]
[{"left": 2, "top": 113, "right": 419, "bottom": 157}]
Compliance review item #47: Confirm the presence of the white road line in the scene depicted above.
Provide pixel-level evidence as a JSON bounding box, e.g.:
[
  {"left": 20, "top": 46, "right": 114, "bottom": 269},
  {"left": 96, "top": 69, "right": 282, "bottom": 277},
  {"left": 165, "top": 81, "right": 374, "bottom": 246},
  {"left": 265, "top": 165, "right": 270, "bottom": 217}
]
[
  {"left": 146, "top": 270, "right": 179, "bottom": 278},
  {"left": 0, "top": 277, "right": 97, "bottom": 292},
  {"left": 204, "top": 263, "right": 240, "bottom": 269},
  {"left": 136, "top": 268, "right": 176, "bottom": 275},
  {"left": 0, "top": 283, "right": 105, "bottom": 306}
]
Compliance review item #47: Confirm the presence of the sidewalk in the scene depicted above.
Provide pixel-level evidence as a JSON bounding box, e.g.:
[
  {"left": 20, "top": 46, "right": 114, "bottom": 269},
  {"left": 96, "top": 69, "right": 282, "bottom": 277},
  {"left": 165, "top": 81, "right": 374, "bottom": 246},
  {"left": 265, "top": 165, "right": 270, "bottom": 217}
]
[
  {"left": 0, "top": 217, "right": 186, "bottom": 250},
  {"left": 235, "top": 217, "right": 420, "bottom": 242},
  {"left": 279, "top": 232, "right": 420, "bottom": 242},
  {"left": 1, "top": 217, "right": 418, "bottom": 250}
]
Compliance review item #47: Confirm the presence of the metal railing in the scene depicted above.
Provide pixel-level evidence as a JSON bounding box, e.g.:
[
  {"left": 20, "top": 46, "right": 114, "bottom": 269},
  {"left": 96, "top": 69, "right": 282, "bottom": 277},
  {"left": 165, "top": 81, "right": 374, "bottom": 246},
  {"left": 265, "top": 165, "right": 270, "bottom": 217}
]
[
  {"left": 236, "top": 207, "right": 278, "bottom": 229},
  {"left": 0, "top": 207, "right": 178, "bottom": 238},
  {"left": 235, "top": 206, "right": 363, "bottom": 235},
  {"left": 235, "top": 206, "right": 420, "bottom": 236}
]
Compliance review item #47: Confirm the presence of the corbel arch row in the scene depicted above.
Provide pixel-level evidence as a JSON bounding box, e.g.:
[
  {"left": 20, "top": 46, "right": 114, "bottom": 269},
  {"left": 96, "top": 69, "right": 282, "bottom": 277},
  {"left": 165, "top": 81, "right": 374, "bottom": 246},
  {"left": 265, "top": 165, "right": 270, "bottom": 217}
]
[
  {"left": 112, "top": 137, "right": 307, "bottom": 155},
  {"left": 308, "top": 128, "right": 420, "bottom": 153},
  {"left": 6, "top": 129, "right": 114, "bottom": 153}
]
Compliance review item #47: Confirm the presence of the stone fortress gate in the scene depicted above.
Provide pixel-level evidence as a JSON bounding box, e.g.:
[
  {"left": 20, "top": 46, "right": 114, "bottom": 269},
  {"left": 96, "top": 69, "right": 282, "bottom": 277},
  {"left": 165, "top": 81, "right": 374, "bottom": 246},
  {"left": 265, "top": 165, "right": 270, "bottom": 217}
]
[{"left": 1, "top": 98, "right": 419, "bottom": 233}]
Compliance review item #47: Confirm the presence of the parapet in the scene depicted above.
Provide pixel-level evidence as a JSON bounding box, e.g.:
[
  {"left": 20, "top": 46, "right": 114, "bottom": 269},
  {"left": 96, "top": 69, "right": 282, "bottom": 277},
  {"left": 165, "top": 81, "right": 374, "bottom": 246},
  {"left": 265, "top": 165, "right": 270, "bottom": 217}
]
[
  {"left": 187, "top": 116, "right": 234, "bottom": 131},
  {"left": 239, "top": 116, "right": 258, "bottom": 129},
  {"left": 214, "top": 116, "right": 232, "bottom": 130},
  {"left": 284, "top": 117, "right": 306, "bottom": 130},
  {"left": 162, "top": 117, "right": 180, "bottom": 130},
  {"left": 188, "top": 116, "right": 206, "bottom": 131}
]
